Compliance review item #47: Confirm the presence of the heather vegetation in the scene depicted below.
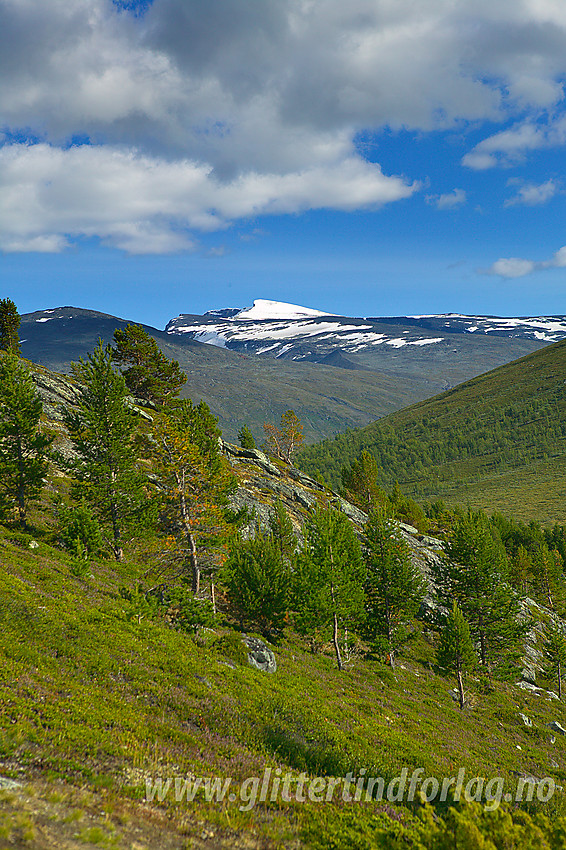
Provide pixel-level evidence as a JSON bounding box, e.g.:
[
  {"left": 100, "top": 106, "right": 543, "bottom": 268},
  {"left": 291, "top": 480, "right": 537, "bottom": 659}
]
[{"left": 2, "top": 307, "right": 566, "bottom": 847}]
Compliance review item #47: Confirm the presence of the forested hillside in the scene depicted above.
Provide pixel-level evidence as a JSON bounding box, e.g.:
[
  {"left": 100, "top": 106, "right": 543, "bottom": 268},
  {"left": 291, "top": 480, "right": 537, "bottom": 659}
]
[{"left": 297, "top": 337, "right": 566, "bottom": 523}]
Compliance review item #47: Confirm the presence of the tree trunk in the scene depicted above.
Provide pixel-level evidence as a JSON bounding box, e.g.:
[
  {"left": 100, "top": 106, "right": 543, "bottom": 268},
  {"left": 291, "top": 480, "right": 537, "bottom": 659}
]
[
  {"left": 177, "top": 484, "right": 200, "bottom": 594},
  {"left": 109, "top": 500, "right": 123, "bottom": 561},
  {"left": 15, "top": 436, "right": 27, "bottom": 528},
  {"left": 457, "top": 663, "right": 465, "bottom": 710},
  {"left": 109, "top": 472, "right": 123, "bottom": 561},
  {"left": 478, "top": 610, "right": 487, "bottom": 666},
  {"left": 332, "top": 609, "right": 343, "bottom": 671},
  {"left": 329, "top": 551, "right": 343, "bottom": 671},
  {"left": 189, "top": 532, "right": 200, "bottom": 594}
]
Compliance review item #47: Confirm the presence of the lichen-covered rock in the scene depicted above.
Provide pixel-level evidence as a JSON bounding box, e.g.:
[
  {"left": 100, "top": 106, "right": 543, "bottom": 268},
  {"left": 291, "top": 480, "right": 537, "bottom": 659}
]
[
  {"left": 293, "top": 487, "right": 316, "bottom": 509},
  {"left": 330, "top": 496, "right": 367, "bottom": 525},
  {"left": 243, "top": 636, "right": 277, "bottom": 673}
]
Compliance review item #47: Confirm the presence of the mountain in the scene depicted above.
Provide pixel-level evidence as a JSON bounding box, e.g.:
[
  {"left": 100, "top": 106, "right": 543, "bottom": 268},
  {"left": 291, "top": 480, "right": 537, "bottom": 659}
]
[
  {"left": 18, "top": 306, "right": 441, "bottom": 444},
  {"left": 297, "top": 336, "right": 566, "bottom": 523},
  {"left": 20, "top": 301, "right": 559, "bottom": 446},
  {"left": 166, "top": 298, "right": 566, "bottom": 365}
]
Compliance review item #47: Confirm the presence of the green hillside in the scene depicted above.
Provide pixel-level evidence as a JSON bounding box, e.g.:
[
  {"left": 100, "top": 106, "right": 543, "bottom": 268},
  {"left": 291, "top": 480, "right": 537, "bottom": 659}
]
[
  {"left": 297, "top": 338, "right": 566, "bottom": 523},
  {"left": 2, "top": 350, "right": 566, "bottom": 848},
  {"left": 2, "top": 529, "right": 566, "bottom": 849}
]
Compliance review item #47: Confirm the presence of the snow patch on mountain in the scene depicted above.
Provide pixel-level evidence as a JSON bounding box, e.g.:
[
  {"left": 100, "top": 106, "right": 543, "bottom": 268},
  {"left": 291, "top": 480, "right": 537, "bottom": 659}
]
[
  {"left": 411, "top": 313, "right": 566, "bottom": 339},
  {"left": 165, "top": 302, "right": 566, "bottom": 365},
  {"left": 235, "top": 299, "right": 330, "bottom": 320}
]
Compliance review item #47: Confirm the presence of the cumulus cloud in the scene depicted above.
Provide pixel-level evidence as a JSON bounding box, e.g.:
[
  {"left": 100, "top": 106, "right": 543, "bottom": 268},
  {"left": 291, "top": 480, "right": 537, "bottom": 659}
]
[
  {"left": 426, "top": 188, "right": 467, "bottom": 209},
  {"left": 487, "top": 246, "right": 566, "bottom": 278},
  {"left": 463, "top": 116, "right": 566, "bottom": 169},
  {"left": 2, "top": 0, "right": 566, "bottom": 251},
  {"left": 0, "top": 143, "right": 416, "bottom": 253},
  {"left": 504, "top": 178, "right": 560, "bottom": 207},
  {"left": 488, "top": 257, "right": 537, "bottom": 278}
]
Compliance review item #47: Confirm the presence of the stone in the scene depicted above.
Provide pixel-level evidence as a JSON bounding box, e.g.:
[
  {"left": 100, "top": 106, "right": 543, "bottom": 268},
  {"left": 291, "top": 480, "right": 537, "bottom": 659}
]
[
  {"left": 293, "top": 488, "right": 316, "bottom": 509},
  {"left": 288, "top": 468, "right": 326, "bottom": 491},
  {"left": 548, "top": 721, "right": 566, "bottom": 736},
  {"left": 398, "top": 522, "right": 419, "bottom": 535},
  {"left": 516, "top": 681, "right": 542, "bottom": 694},
  {"left": 330, "top": 496, "right": 367, "bottom": 525},
  {"left": 0, "top": 777, "right": 21, "bottom": 791},
  {"left": 418, "top": 535, "right": 444, "bottom": 550},
  {"left": 520, "top": 663, "right": 538, "bottom": 685},
  {"left": 519, "top": 713, "right": 532, "bottom": 727},
  {"left": 254, "top": 458, "right": 282, "bottom": 477},
  {"left": 243, "top": 636, "right": 277, "bottom": 673}
]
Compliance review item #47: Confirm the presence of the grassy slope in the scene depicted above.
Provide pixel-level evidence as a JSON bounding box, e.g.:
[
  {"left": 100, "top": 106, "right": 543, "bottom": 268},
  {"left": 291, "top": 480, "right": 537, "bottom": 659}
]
[
  {"left": 2, "top": 530, "right": 566, "bottom": 847},
  {"left": 297, "top": 338, "right": 566, "bottom": 523}
]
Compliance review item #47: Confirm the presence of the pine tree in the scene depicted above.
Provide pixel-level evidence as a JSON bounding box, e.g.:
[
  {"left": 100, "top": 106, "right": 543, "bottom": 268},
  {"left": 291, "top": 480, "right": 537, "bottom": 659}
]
[
  {"left": 0, "top": 354, "right": 52, "bottom": 527},
  {"left": 0, "top": 298, "right": 21, "bottom": 355},
  {"left": 152, "top": 399, "right": 234, "bottom": 594},
  {"left": 63, "top": 341, "right": 146, "bottom": 561},
  {"left": 363, "top": 507, "right": 426, "bottom": 664},
  {"left": 342, "top": 450, "right": 385, "bottom": 513},
  {"left": 435, "top": 509, "right": 525, "bottom": 678},
  {"left": 268, "top": 498, "right": 297, "bottom": 564},
  {"left": 532, "top": 543, "right": 564, "bottom": 610},
  {"left": 112, "top": 323, "right": 186, "bottom": 406},
  {"left": 510, "top": 544, "right": 533, "bottom": 596},
  {"left": 544, "top": 622, "right": 566, "bottom": 700},
  {"left": 437, "top": 602, "right": 477, "bottom": 709},
  {"left": 223, "top": 532, "right": 290, "bottom": 635},
  {"left": 238, "top": 424, "right": 256, "bottom": 450},
  {"left": 292, "top": 507, "right": 364, "bottom": 669}
]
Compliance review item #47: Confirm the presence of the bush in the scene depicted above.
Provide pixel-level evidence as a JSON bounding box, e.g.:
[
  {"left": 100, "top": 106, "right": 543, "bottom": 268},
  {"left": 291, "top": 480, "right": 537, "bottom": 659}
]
[
  {"left": 57, "top": 504, "right": 105, "bottom": 559},
  {"left": 223, "top": 533, "right": 290, "bottom": 635},
  {"left": 166, "top": 585, "right": 218, "bottom": 634},
  {"left": 212, "top": 632, "right": 248, "bottom": 665}
]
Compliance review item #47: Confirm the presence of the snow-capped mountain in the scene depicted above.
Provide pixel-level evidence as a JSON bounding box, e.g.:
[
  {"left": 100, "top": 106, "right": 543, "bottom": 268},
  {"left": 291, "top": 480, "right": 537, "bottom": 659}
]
[
  {"left": 165, "top": 299, "right": 566, "bottom": 363},
  {"left": 19, "top": 302, "right": 563, "bottom": 444}
]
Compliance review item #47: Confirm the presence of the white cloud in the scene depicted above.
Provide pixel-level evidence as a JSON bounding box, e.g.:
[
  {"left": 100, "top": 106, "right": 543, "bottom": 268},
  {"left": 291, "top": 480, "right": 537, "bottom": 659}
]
[
  {"left": 487, "top": 245, "right": 566, "bottom": 278},
  {"left": 0, "top": 143, "right": 416, "bottom": 253},
  {"left": 463, "top": 116, "right": 566, "bottom": 170},
  {"left": 504, "top": 178, "right": 560, "bottom": 207},
  {"left": 488, "top": 257, "right": 537, "bottom": 278},
  {"left": 426, "top": 188, "right": 467, "bottom": 209},
  {"left": 3, "top": 1, "right": 566, "bottom": 250}
]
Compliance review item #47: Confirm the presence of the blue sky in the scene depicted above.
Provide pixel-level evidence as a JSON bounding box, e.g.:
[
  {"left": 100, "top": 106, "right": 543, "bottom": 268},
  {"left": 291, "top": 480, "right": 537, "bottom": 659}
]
[{"left": 2, "top": 0, "right": 566, "bottom": 328}]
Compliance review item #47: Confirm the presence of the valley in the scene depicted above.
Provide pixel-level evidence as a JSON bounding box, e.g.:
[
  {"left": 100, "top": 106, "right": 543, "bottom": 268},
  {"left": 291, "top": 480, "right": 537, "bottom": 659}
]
[{"left": 20, "top": 301, "right": 557, "bottom": 447}]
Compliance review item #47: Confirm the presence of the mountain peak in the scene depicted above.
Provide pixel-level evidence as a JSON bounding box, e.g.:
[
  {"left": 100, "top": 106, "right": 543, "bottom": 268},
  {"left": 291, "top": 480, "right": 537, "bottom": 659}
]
[{"left": 234, "top": 299, "right": 330, "bottom": 320}]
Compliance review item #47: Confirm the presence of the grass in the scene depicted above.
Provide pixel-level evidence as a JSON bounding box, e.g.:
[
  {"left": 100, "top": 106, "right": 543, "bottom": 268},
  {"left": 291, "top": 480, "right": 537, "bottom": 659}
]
[{"left": 2, "top": 525, "right": 566, "bottom": 846}]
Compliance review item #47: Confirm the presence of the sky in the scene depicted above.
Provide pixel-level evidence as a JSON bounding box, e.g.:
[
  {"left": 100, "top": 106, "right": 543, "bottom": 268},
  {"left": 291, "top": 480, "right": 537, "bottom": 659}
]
[{"left": 2, "top": 0, "right": 566, "bottom": 328}]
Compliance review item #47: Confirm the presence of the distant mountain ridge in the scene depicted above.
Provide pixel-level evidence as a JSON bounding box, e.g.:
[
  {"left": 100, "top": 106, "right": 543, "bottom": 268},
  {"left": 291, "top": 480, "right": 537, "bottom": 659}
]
[
  {"left": 166, "top": 299, "right": 566, "bottom": 363},
  {"left": 19, "top": 301, "right": 558, "bottom": 448}
]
